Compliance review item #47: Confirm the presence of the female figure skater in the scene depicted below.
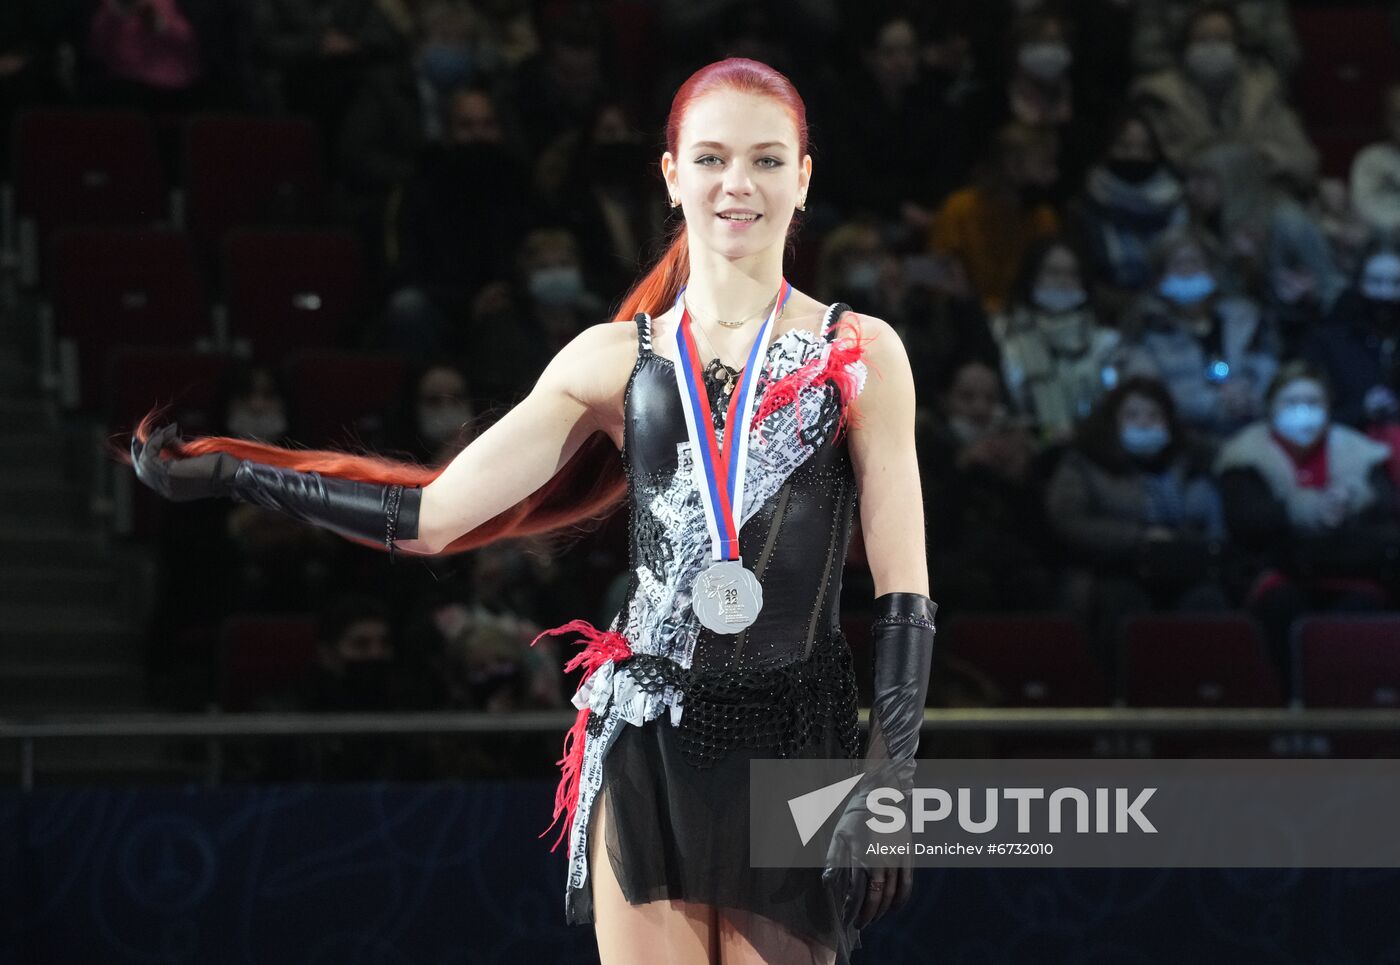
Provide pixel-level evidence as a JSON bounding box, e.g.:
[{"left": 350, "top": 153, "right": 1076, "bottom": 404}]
[{"left": 128, "top": 58, "right": 935, "bottom": 965}]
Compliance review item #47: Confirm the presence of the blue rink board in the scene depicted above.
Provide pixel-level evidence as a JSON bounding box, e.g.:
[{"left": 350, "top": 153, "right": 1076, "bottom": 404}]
[{"left": 1, "top": 782, "right": 1397, "bottom": 964}]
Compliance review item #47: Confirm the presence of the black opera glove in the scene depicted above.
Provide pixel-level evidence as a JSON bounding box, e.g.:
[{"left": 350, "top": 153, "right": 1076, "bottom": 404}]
[
  {"left": 131, "top": 422, "right": 421, "bottom": 550},
  {"left": 822, "top": 591, "right": 937, "bottom": 931}
]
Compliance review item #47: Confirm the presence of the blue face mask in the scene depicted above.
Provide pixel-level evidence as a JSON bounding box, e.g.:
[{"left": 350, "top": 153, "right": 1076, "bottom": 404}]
[
  {"left": 1273, "top": 402, "right": 1327, "bottom": 447},
  {"left": 420, "top": 43, "right": 474, "bottom": 90},
  {"left": 1158, "top": 271, "right": 1216, "bottom": 306},
  {"left": 1121, "top": 424, "right": 1169, "bottom": 457},
  {"left": 1032, "top": 285, "right": 1087, "bottom": 314}
]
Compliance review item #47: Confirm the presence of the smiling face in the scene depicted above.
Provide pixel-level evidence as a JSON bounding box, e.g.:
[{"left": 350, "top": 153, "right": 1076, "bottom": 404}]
[{"left": 660, "top": 89, "right": 811, "bottom": 262}]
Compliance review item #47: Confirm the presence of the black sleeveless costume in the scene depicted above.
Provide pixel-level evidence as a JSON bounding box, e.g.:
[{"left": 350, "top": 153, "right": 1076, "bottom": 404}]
[{"left": 557, "top": 304, "right": 867, "bottom": 962}]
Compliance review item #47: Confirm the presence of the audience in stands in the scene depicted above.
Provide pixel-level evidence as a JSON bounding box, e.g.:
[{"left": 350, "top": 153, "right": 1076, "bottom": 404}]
[
  {"left": 931, "top": 121, "right": 1061, "bottom": 313},
  {"left": 1132, "top": 3, "right": 1317, "bottom": 190},
  {"left": 1068, "top": 108, "right": 1188, "bottom": 318},
  {"left": 1121, "top": 229, "right": 1278, "bottom": 443},
  {"left": 921, "top": 357, "right": 1055, "bottom": 618},
  {"left": 12, "top": 0, "right": 1400, "bottom": 762},
  {"left": 1047, "top": 376, "right": 1228, "bottom": 671},
  {"left": 994, "top": 237, "right": 1124, "bottom": 442},
  {"left": 1215, "top": 362, "right": 1399, "bottom": 670}
]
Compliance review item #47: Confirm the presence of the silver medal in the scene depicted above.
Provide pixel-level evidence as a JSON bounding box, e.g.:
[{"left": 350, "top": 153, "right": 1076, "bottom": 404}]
[{"left": 691, "top": 559, "right": 764, "bottom": 634}]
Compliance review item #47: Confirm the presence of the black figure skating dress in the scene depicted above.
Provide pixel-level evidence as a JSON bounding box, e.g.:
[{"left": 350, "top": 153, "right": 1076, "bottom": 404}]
[{"left": 540, "top": 302, "right": 870, "bottom": 962}]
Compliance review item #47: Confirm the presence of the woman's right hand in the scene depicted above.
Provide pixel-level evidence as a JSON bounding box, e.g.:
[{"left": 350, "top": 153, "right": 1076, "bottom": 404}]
[{"left": 131, "top": 423, "right": 242, "bottom": 502}]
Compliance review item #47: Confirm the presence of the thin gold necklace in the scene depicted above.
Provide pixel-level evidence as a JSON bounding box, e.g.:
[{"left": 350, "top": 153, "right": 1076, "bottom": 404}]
[
  {"left": 687, "top": 294, "right": 787, "bottom": 395},
  {"left": 685, "top": 290, "right": 780, "bottom": 330}
]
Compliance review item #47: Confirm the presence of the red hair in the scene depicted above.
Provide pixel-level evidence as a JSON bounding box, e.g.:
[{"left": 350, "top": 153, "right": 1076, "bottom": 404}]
[{"left": 116, "top": 58, "right": 812, "bottom": 556}]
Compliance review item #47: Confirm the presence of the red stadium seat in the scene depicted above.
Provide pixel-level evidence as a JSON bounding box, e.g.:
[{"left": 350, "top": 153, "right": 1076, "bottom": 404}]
[
  {"left": 1121, "top": 613, "right": 1283, "bottom": 707},
  {"left": 1121, "top": 613, "right": 1284, "bottom": 758},
  {"left": 1296, "top": 614, "right": 1400, "bottom": 707},
  {"left": 183, "top": 115, "right": 325, "bottom": 258},
  {"left": 218, "top": 614, "right": 320, "bottom": 712},
  {"left": 944, "top": 614, "right": 1107, "bottom": 707},
  {"left": 283, "top": 351, "right": 406, "bottom": 449},
  {"left": 48, "top": 227, "right": 209, "bottom": 412},
  {"left": 1295, "top": 614, "right": 1400, "bottom": 756},
  {"left": 1292, "top": 7, "right": 1399, "bottom": 142},
  {"left": 12, "top": 110, "right": 167, "bottom": 286},
  {"left": 222, "top": 227, "right": 364, "bottom": 360}
]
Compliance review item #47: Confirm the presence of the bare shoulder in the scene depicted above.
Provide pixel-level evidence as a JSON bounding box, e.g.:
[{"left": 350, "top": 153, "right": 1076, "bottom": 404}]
[
  {"left": 535, "top": 319, "right": 639, "bottom": 440},
  {"left": 838, "top": 311, "right": 911, "bottom": 377}
]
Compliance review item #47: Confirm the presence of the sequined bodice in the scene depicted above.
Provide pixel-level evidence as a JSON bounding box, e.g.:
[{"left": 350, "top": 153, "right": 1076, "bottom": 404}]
[{"left": 617, "top": 307, "right": 863, "bottom": 676}]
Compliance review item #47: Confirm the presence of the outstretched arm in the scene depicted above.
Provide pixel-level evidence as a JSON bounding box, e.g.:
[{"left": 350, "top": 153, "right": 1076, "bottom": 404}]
[
  {"left": 130, "top": 321, "right": 637, "bottom": 555},
  {"left": 402, "top": 321, "right": 637, "bottom": 554}
]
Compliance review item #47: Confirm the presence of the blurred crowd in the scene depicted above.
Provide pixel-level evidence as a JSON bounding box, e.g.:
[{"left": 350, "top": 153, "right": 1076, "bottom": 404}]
[{"left": 8, "top": 0, "right": 1400, "bottom": 775}]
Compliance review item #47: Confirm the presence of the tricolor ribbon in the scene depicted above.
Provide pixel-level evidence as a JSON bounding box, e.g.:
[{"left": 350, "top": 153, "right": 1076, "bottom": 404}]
[{"left": 672, "top": 279, "right": 792, "bottom": 562}]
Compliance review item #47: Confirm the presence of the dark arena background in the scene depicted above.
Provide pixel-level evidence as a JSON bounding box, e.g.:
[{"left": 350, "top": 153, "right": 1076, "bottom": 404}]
[{"left": 3, "top": 1, "right": 1400, "bottom": 962}]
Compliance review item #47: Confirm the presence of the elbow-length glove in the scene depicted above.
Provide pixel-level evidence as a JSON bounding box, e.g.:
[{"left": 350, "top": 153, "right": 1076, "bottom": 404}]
[
  {"left": 822, "top": 591, "right": 937, "bottom": 930},
  {"left": 130, "top": 422, "right": 421, "bottom": 549}
]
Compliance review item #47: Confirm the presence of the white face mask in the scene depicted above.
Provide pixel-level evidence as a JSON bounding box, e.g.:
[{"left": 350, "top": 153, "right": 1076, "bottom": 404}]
[
  {"left": 418, "top": 403, "right": 472, "bottom": 444},
  {"left": 1185, "top": 40, "right": 1238, "bottom": 84},
  {"left": 1018, "top": 41, "right": 1073, "bottom": 81},
  {"left": 227, "top": 407, "right": 287, "bottom": 442},
  {"left": 1272, "top": 402, "right": 1328, "bottom": 447},
  {"left": 1360, "top": 252, "right": 1400, "bottom": 302}
]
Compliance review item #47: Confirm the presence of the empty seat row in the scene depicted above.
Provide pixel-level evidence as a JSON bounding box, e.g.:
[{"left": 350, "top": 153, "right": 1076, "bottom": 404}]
[
  {"left": 941, "top": 612, "right": 1400, "bottom": 710},
  {"left": 44, "top": 225, "right": 363, "bottom": 412},
  {"left": 10, "top": 110, "right": 325, "bottom": 285}
]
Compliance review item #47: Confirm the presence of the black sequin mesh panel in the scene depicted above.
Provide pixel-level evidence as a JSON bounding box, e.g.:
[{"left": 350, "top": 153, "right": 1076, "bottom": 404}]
[{"left": 618, "top": 631, "right": 861, "bottom": 767}]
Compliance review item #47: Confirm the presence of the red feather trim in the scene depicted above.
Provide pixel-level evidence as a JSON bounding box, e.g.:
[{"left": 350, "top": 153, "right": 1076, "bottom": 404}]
[
  {"left": 751, "top": 312, "right": 867, "bottom": 444},
  {"left": 530, "top": 620, "right": 634, "bottom": 852}
]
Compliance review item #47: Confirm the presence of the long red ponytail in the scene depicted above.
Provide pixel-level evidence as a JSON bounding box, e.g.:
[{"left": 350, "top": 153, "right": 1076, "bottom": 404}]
[{"left": 116, "top": 58, "right": 811, "bottom": 556}]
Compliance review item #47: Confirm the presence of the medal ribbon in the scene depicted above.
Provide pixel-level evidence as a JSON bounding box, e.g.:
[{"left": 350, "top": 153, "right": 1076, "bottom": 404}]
[{"left": 673, "top": 279, "right": 792, "bottom": 562}]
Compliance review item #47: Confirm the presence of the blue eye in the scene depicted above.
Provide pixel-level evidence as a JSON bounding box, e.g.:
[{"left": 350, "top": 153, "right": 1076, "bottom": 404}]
[
  {"left": 757, "top": 157, "right": 783, "bottom": 168},
  {"left": 696, "top": 155, "right": 722, "bottom": 166}
]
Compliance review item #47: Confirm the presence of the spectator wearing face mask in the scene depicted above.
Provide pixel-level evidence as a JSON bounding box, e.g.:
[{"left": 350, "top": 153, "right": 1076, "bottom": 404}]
[
  {"left": 1215, "top": 363, "right": 1398, "bottom": 676},
  {"left": 466, "top": 226, "right": 603, "bottom": 404},
  {"left": 390, "top": 361, "right": 475, "bottom": 466},
  {"left": 931, "top": 121, "right": 1062, "bottom": 314},
  {"left": 1131, "top": 3, "right": 1317, "bottom": 191},
  {"left": 1122, "top": 229, "right": 1279, "bottom": 443},
  {"left": 1302, "top": 246, "right": 1400, "bottom": 431},
  {"left": 995, "top": 238, "right": 1125, "bottom": 441},
  {"left": 338, "top": 2, "right": 491, "bottom": 241},
  {"left": 380, "top": 86, "right": 534, "bottom": 359},
  {"left": 919, "top": 357, "right": 1055, "bottom": 615},
  {"left": 1350, "top": 84, "right": 1400, "bottom": 239},
  {"left": 218, "top": 364, "right": 346, "bottom": 615},
  {"left": 1183, "top": 141, "right": 1345, "bottom": 352},
  {"left": 1130, "top": 0, "right": 1300, "bottom": 77},
  {"left": 820, "top": 221, "right": 999, "bottom": 390},
  {"left": 534, "top": 102, "right": 669, "bottom": 300},
  {"left": 1046, "top": 376, "right": 1228, "bottom": 674},
  {"left": 1006, "top": 12, "right": 1074, "bottom": 129},
  {"left": 1068, "top": 109, "right": 1188, "bottom": 315}
]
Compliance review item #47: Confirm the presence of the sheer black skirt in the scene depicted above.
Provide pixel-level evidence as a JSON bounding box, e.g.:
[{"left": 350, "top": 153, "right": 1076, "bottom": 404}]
[{"left": 567, "top": 637, "right": 864, "bottom": 963}]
